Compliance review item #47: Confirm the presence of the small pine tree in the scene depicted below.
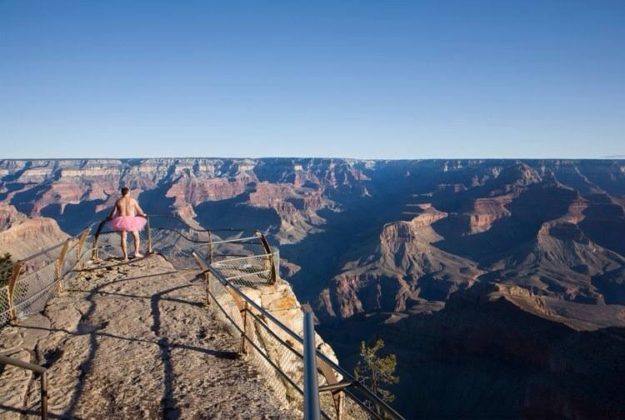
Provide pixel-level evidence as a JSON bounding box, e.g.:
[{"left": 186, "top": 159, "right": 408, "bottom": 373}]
[{"left": 354, "top": 338, "right": 399, "bottom": 406}]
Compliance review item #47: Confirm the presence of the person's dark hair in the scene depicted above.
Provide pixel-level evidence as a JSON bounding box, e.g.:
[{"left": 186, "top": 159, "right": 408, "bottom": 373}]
[{"left": 121, "top": 187, "right": 129, "bottom": 196}]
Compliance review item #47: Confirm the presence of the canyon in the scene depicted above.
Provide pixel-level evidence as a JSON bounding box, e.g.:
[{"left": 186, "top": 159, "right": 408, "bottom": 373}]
[{"left": 1, "top": 158, "right": 625, "bottom": 418}]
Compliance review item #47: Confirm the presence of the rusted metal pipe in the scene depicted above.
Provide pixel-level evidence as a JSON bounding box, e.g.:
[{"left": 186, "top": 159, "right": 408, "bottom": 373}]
[
  {"left": 146, "top": 216, "right": 153, "bottom": 254},
  {"left": 7, "top": 261, "right": 23, "bottom": 322},
  {"left": 91, "top": 220, "right": 107, "bottom": 260},
  {"left": 240, "top": 302, "right": 249, "bottom": 354},
  {"left": 256, "top": 231, "right": 277, "bottom": 284},
  {"left": 40, "top": 371, "right": 48, "bottom": 420},
  {"left": 0, "top": 355, "right": 48, "bottom": 419},
  {"left": 207, "top": 230, "right": 213, "bottom": 265},
  {"left": 55, "top": 239, "right": 71, "bottom": 293}
]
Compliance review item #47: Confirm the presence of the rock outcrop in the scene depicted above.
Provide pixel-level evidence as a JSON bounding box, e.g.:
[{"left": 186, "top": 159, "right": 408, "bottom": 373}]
[
  {"left": 0, "top": 203, "right": 25, "bottom": 231},
  {"left": 0, "top": 217, "right": 68, "bottom": 260},
  {"left": 207, "top": 271, "right": 345, "bottom": 417},
  {"left": 0, "top": 255, "right": 293, "bottom": 418},
  {"left": 317, "top": 204, "right": 481, "bottom": 318}
]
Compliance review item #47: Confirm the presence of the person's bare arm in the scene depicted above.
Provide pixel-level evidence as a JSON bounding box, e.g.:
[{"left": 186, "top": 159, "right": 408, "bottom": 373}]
[
  {"left": 134, "top": 200, "right": 147, "bottom": 217},
  {"left": 107, "top": 202, "right": 118, "bottom": 220}
]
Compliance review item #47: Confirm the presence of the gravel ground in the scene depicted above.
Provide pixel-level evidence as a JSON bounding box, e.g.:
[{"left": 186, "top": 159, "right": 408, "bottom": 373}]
[{"left": 0, "top": 254, "right": 293, "bottom": 419}]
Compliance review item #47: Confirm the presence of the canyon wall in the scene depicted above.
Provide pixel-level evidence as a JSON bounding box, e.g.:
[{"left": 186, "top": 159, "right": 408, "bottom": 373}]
[{"left": 2, "top": 158, "right": 625, "bottom": 417}]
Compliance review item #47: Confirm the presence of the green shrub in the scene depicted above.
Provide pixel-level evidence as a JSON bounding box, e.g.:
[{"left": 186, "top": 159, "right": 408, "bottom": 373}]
[{"left": 354, "top": 338, "right": 399, "bottom": 408}]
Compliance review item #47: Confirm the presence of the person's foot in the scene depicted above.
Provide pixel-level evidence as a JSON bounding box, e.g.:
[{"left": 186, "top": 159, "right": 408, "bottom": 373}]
[
  {"left": 122, "top": 256, "right": 129, "bottom": 262},
  {"left": 134, "top": 252, "right": 144, "bottom": 259}
]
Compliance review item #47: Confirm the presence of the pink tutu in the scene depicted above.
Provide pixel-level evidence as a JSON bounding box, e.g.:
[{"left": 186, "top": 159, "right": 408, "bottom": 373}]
[{"left": 108, "top": 216, "right": 147, "bottom": 232}]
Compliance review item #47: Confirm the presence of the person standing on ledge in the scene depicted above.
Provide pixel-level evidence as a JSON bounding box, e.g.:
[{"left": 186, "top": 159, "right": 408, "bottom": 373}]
[{"left": 107, "top": 187, "right": 147, "bottom": 261}]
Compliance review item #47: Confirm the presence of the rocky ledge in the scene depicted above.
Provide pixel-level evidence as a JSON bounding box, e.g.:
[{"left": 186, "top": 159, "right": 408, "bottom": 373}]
[{"left": 0, "top": 255, "right": 294, "bottom": 418}]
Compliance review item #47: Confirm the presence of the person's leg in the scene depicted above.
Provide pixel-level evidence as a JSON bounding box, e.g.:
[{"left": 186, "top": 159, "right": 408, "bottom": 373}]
[
  {"left": 132, "top": 230, "right": 143, "bottom": 258},
  {"left": 120, "top": 231, "right": 128, "bottom": 261}
]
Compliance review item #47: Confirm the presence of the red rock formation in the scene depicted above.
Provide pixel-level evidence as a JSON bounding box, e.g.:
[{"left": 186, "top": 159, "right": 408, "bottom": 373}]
[
  {"left": 0, "top": 218, "right": 68, "bottom": 260},
  {"left": 318, "top": 204, "right": 481, "bottom": 319},
  {"left": 166, "top": 175, "right": 250, "bottom": 206},
  {"left": 468, "top": 195, "right": 513, "bottom": 233},
  {"left": 0, "top": 203, "right": 25, "bottom": 231},
  {"left": 2, "top": 158, "right": 625, "bottom": 418}
]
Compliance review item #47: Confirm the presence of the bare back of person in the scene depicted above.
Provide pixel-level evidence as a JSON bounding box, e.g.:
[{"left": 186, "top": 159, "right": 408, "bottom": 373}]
[{"left": 115, "top": 196, "right": 140, "bottom": 217}]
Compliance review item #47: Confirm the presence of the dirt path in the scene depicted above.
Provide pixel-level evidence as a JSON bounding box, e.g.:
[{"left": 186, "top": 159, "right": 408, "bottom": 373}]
[{"left": 0, "top": 255, "right": 291, "bottom": 419}]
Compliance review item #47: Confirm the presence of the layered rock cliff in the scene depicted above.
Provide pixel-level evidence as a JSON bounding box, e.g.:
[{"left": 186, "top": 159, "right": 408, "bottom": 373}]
[
  {"left": 321, "top": 282, "right": 625, "bottom": 418},
  {"left": 0, "top": 217, "right": 68, "bottom": 260},
  {"left": 2, "top": 158, "right": 625, "bottom": 418}
]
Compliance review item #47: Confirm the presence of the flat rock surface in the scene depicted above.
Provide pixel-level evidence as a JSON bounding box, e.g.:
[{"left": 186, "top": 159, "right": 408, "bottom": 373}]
[{"left": 0, "top": 254, "right": 291, "bottom": 419}]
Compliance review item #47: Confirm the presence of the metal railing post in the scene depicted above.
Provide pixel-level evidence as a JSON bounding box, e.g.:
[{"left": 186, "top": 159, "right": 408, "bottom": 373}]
[
  {"left": 192, "top": 252, "right": 207, "bottom": 270},
  {"left": 333, "top": 391, "right": 345, "bottom": 420},
  {"left": 207, "top": 230, "right": 213, "bottom": 265},
  {"left": 303, "top": 310, "right": 321, "bottom": 420},
  {"left": 92, "top": 220, "right": 106, "bottom": 261},
  {"left": 256, "top": 231, "right": 276, "bottom": 284},
  {"left": 41, "top": 370, "right": 48, "bottom": 420},
  {"left": 240, "top": 302, "right": 249, "bottom": 354},
  {"left": 75, "top": 228, "right": 90, "bottom": 269},
  {"left": 146, "top": 216, "right": 153, "bottom": 254},
  {"left": 55, "top": 239, "right": 71, "bottom": 293},
  {"left": 205, "top": 271, "right": 211, "bottom": 307},
  {"left": 0, "top": 355, "right": 48, "bottom": 420},
  {"left": 7, "top": 261, "right": 23, "bottom": 322}
]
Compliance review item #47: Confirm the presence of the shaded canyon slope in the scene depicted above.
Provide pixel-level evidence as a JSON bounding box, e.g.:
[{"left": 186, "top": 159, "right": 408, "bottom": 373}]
[{"left": 2, "top": 158, "right": 625, "bottom": 418}]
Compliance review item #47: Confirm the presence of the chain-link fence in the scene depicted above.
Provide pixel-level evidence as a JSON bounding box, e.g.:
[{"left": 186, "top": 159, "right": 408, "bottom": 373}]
[
  {"left": 12, "top": 260, "right": 56, "bottom": 320},
  {"left": 203, "top": 268, "right": 309, "bottom": 416},
  {"left": 91, "top": 217, "right": 151, "bottom": 263},
  {"left": 0, "top": 285, "right": 10, "bottom": 328},
  {"left": 158, "top": 231, "right": 268, "bottom": 270},
  {"left": 211, "top": 253, "right": 274, "bottom": 287},
  {"left": 2, "top": 214, "right": 403, "bottom": 419},
  {"left": 0, "top": 227, "right": 94, "bottom": 329},
  {"left": 200, "top": 258, "right": 401, "bottom": 420},
  {"left": 140, "top": 216, "right": 400, "bottom": 419}
]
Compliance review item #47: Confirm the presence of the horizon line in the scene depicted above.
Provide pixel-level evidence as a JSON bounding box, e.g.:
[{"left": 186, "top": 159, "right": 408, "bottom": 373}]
[{"left": 1, "top": 156, "right": 625, "bottom": 162}]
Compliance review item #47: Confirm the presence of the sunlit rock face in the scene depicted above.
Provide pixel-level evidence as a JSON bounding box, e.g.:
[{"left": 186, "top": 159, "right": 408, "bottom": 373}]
[
  {"left": 2, "top": 158, "right": 625, "bottom": 308},
  {"left": 0, "top": 217, "right": 68, "bottom": 260},
  {"left": 2, "top": 158, "right": 625, "bottom": 418},
  {"left": 0, "top": 203, "right": 25, "bottom": 231},
  {"left": 0, "top": 158, "right": 370, "bottom": 240}
]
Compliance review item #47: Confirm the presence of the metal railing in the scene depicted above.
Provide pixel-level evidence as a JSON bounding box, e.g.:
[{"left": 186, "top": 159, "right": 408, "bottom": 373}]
[
  {"left": 0, "top": 213, "right": 275, "bottom": 329},
  {"left": 90, "top": 214, "right": 277, "bottom": 283},
  {"left": 0, "top": 226, "right": 93, "bottom": 328},
  {"left": 193, "top": 251, "right": 404, "bottom": 420},
  {"left": 303, "top": 310, "right": 321, "bottom": 420},
  {"left": 0, "top": 224, "right": 94, "bottom": 419},
  {"left": 1, "top": 213, "right": 404, "bottom": 420},
  {"left": 0, "top": 354, "right": 48, "bottom": 419}
]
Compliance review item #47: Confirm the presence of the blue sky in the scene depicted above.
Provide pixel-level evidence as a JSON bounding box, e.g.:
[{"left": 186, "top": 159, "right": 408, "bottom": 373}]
[{"left": 1, "top": 0, "right": 624, "bottom": 159}]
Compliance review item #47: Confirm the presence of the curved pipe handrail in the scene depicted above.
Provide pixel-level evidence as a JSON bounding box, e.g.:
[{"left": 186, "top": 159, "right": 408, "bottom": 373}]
[
  {"left": 195, "top": 252, "right": 403, "bottom": 420},
  {"left": 98, "top": 225, "right": 262, "bottom": 246},
  {"left": 91, "top": 214, "right": 273, "bottom": 276},
  {"left": 12, "top": 210, "right": 265, "bottom": 271},
  {"left": 0, "top": 354, "right": 48, "bottom": 419},
  {"left": 143, "top": 213, "right": 259, "bottom": 233},
  {"left": 3, "top": 211, "right": 401, "bottom": 419}
]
